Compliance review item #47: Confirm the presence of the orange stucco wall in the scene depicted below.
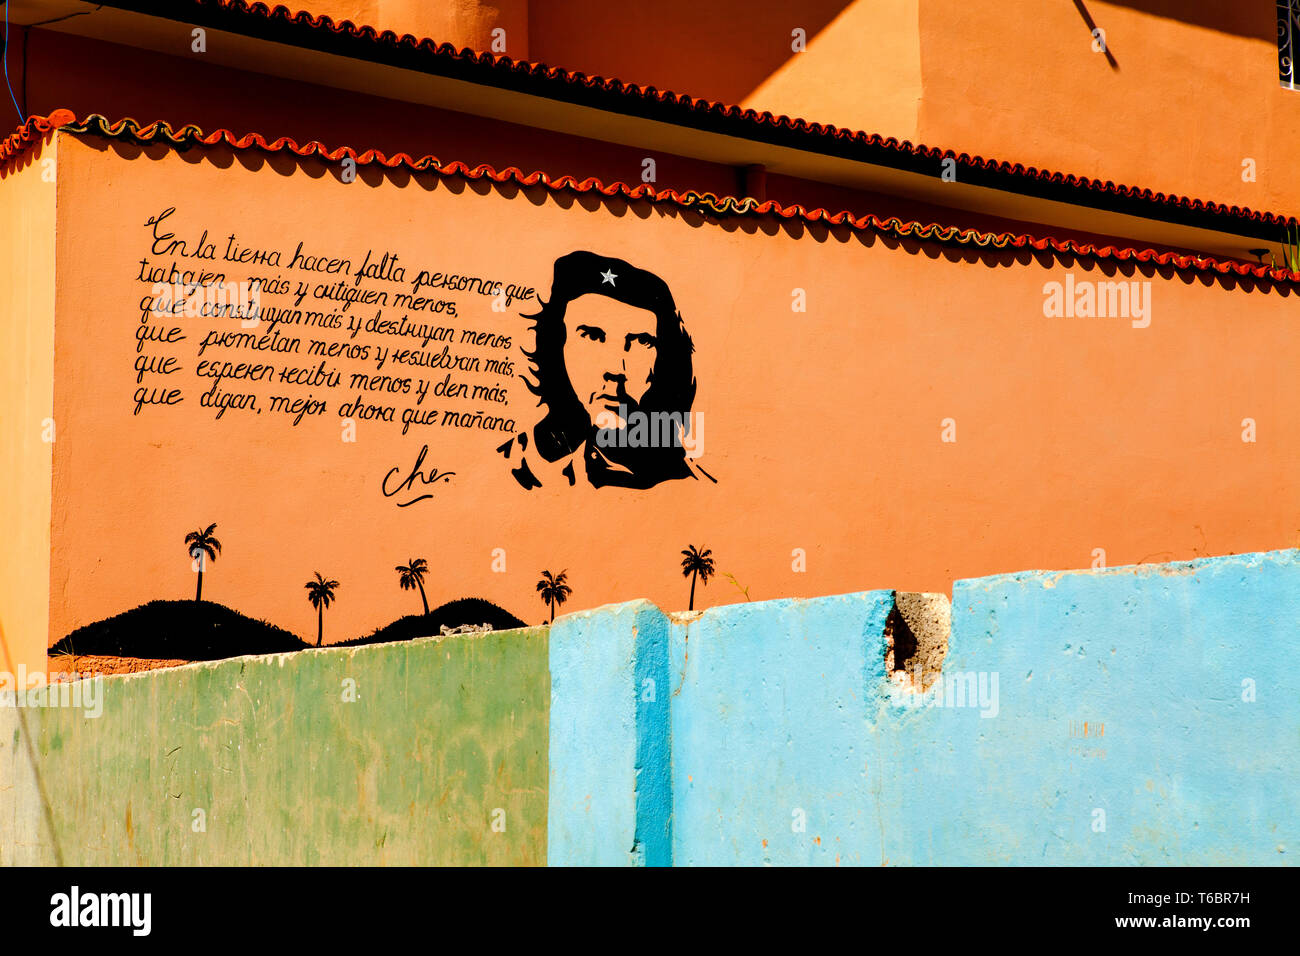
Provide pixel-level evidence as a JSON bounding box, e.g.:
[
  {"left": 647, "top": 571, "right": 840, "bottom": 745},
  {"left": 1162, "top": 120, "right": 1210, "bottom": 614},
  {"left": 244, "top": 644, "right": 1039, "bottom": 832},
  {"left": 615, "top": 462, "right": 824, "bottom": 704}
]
[
  {"left": 7, "top": 3, "right": 1293, "bottom": 215},
  {"left": 0, "top": 26, "right": 1214, "bottom": 261},
  {"left": 3, "top": 29, "right": 743, "bottom": 207},
  {"left": 528, "top": 0, "right": 923, "bottom": 145},
  {"left": 5, "top": 1, "right": 1299, "bottom": 672},
  {"left": 309, "top": 0, "right": 529, "bottom": 57},
  {"left": 36, "top": 128, "right": 1300, "bottom": 653},
  {"left": 529, "top": 0, "right": 1300, "bottom": 214},
  {"left": 338, "top": 0, "right": 1297, "bottom": 216},
  {"left": 0, "top": 134, "right": 57, "bottom": 676},
  {"left": 917, "top": 1, "right": 1300, "bottom": 219}
]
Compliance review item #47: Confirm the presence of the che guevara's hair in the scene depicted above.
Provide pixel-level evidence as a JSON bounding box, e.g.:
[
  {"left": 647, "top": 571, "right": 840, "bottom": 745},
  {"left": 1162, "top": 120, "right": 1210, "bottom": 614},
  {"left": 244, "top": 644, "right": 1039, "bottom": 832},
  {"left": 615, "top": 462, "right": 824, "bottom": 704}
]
[{"left": 522, "top": 251, "right": 695, "bottom": 464}]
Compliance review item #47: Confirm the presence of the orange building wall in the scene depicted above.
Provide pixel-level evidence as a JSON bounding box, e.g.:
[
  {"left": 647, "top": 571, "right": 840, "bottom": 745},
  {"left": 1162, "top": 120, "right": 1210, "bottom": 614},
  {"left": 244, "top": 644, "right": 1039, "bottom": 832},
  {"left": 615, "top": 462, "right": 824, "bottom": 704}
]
[
  {"left": 309, "top": 0, "right": 529, "bottom": 57},
  {"left": 917, "top": 1, "right": 1300, "bottom": 220},
  {"left": 5, "top": 3, "right": 1294, "bottom": 215},
  {"left": 530, "top": 0, "right": 1300, "bottom": 215},
  {"left": 527, "top": 0, "right": 923, "bottom": 145},
  {"left": 341, "top": 0, "right": 1298, "bottom": 219},
  {"left": 1, "top": 26, "right": 1221, "bottom": 261},
  {"left": 0, "top": 134, "right": 58, "bottom": 677},
  {"left": 40, "top": 128, "right": 1300, "bottom": 653},
  {"left": 3, "top": 29, "right": 740, "bottom": 207}
]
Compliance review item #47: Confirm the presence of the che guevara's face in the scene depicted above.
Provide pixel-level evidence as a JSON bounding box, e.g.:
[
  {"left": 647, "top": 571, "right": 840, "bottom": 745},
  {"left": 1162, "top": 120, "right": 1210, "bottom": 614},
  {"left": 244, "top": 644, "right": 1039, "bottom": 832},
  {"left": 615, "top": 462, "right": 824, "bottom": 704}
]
[{"left": 562, "top": 294, "right": 658, "bottom": 427}]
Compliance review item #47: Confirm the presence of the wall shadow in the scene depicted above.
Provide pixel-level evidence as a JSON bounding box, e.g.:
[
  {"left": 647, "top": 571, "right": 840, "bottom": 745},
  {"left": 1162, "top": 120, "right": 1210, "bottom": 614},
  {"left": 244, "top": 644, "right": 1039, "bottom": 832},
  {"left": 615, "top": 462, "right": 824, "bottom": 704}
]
[
  {"left": 1100, "top": 0, "right": 1276, "bottom": 41},
  {"left": 529, "top": 0, "right": 856, "bottom": 106}
]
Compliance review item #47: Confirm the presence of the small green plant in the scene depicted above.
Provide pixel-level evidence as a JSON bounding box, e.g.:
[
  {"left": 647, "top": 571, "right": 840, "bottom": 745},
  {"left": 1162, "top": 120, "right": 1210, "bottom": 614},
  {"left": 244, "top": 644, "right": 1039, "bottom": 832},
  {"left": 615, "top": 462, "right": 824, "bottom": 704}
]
[
  {"left": 1270, "top": 222, "right": 1300, "bottom": 273},
  {"left": 722, "top": 571, "right": 752, "bottom": 602}
]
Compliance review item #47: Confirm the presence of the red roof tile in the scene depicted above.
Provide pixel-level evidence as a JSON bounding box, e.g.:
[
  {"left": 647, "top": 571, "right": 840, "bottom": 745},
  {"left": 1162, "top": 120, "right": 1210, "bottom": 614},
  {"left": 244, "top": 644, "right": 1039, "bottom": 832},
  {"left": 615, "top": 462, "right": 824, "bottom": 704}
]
[
  {"left": 97, "top": 0, "right": 1296, "bottom": 238},
  {"left": 3, "top": 110, "right": 1294, "bottom": 285}
]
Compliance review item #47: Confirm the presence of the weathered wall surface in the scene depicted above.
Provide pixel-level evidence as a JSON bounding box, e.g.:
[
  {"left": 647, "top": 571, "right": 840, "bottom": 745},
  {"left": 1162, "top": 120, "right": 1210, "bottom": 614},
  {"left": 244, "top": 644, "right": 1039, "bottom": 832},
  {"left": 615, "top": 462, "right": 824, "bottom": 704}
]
[
  {"left": 546, "top": 600, "right": 673, "bottom": 866},
  {"left": 668, "top": 591, "right": 895, "bottom": 866},
  {"left": 922, "top": 549, "right": 1299, "bottom": 866},
  {"left": 549, "top": 550, "right": 1300, "bottom": 865},
  {"left": 4, "top": 550, "right": 1297, "bottom": 866},
  {"left": 0, "top": 627, "right": 549, "bottom": 865}
]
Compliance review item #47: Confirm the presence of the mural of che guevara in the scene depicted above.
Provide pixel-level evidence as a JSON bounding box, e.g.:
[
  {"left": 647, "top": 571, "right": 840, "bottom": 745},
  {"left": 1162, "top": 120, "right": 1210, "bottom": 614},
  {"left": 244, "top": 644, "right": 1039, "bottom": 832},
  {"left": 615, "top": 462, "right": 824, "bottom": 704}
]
[{"left": 497, "top": 251, "right": 715, "bottom": 490}]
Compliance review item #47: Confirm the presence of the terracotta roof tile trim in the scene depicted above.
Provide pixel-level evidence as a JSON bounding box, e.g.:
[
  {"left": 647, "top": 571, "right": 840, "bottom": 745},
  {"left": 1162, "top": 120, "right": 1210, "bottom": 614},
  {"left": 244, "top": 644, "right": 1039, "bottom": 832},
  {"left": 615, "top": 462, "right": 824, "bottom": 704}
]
[
  {"left": 3, "top": 111, "right": 1295, "bottom": 285},
  {"left": 136, "top": 0, "right": 1299, "bottom": 233}
]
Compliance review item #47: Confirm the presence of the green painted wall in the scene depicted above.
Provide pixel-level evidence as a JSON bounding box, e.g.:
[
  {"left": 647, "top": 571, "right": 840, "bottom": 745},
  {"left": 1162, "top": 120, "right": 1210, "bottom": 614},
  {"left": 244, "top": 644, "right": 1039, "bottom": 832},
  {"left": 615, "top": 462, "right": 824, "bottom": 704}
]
[{"left": 1, "top": 628, "right": 549, "bottom": 865}]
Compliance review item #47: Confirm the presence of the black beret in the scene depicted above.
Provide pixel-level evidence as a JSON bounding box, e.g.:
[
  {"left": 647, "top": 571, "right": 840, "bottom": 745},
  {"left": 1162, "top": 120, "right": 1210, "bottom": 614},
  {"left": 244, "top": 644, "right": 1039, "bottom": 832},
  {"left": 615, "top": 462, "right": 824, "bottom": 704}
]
[{"left": 546, "top": 251, "right": 677, "bottom": 316}]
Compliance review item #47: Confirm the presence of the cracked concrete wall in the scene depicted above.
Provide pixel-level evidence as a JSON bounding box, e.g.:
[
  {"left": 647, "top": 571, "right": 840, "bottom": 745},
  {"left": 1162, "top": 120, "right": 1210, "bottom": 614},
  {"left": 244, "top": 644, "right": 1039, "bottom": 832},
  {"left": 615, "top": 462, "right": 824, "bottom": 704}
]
[
  {"left": 549, "top": 549, "right": 1300, "bottom": 865},
  {"left": 1, "top": 627, "right": 549, "bottom": 865},
  {"left": 8, "top": 549, "right": 1299, "bottom": 866},
  {"left": 0, "top": 706, "right": 45, "bottom": 866},
  {"left": 668, "top": 591, "right": 896, "bottom": 865},
  {"left": 546, "top": 600, "right": 672, "bottom": 866},
  {"left": 910, "top": 549, "right": 1300, "bottom": 866}
]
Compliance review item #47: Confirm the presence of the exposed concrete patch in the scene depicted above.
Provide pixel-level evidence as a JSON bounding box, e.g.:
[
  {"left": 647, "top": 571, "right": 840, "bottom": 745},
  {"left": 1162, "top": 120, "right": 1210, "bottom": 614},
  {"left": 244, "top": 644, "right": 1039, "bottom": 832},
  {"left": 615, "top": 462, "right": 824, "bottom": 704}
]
[
  {"left": 48, "top": 654, "right": 188, "bottom": 677},
  {"left": 884, "top": 591, "right": 951, "bottom": 692}
]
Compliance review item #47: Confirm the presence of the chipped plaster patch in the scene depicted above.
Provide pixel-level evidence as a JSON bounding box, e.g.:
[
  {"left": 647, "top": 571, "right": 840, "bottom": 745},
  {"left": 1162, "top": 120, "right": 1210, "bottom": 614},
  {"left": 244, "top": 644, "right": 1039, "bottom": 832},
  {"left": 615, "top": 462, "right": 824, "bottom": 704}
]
[{"left": 884, "top": 591, "right": 951, "bottom": 693}]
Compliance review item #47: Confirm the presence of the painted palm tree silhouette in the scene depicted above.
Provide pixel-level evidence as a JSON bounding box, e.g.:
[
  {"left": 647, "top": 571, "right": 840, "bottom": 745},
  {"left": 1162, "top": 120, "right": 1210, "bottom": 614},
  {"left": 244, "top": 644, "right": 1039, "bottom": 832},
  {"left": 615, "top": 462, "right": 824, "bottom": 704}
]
[
  {"left": 183, "top": 522, "right": 222, "bottom": 602},
  {"left": 680, "top": 545, "right": 715, "bottom": 611},
  {"left": 304, "top": 572, "right": 340, "bottom": 647},
  {"left": 536, "top": 569, "right": 572, "bottom": 623},
  {"left": 395, "top": 558, "right": 430, "bottom": 615}
]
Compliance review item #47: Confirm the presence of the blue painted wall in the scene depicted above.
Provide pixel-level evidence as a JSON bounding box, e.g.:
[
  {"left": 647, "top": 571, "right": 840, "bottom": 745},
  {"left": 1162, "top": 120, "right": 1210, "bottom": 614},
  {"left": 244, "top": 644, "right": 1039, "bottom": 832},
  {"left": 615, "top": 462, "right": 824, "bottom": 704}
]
[
  {"left": 911, "top": 549, "right": 1299, "bottom": 865},
  {"left": 547, "top": 600, "right": 672, "bottom": 866},
  {"left": 548, "top": 550, "right": 1300, "bottom": 865},
  {"left": 10, "top": 550, "right": 1294, "bottom": 865},
  {"left": 669, "top": 591, "right": 894, "bottom": 865}
]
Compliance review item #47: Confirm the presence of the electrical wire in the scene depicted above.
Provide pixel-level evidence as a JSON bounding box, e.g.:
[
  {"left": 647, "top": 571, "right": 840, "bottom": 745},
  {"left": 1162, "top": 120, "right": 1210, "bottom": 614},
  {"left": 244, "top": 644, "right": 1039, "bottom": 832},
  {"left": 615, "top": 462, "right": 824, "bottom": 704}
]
[{"left": 3, "top": 0, "right": 25, "bottom": 123}]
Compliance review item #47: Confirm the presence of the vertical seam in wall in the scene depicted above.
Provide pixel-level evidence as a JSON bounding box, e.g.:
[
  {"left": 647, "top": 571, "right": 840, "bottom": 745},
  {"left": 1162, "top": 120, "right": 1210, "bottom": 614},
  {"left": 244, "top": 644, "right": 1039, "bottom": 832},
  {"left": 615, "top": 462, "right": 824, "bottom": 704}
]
[{"left": 633, "top": 608, "right": 673, "bottom": 866}]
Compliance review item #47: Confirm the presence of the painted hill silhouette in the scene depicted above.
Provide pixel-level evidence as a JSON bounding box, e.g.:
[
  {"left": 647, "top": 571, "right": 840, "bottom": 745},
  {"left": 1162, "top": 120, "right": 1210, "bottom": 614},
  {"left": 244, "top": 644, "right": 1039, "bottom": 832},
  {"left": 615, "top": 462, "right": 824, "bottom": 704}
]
[
  {"left": 50, "top": 600, "right": 309, "bottom": 660},
  {"left": 336, "top": 597, "right": 526, "bottom": 648},
  {"left": 49, "top": 597, "right": 527, "bottom": 663}
]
